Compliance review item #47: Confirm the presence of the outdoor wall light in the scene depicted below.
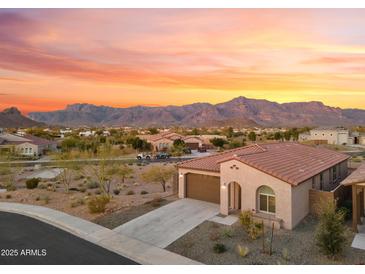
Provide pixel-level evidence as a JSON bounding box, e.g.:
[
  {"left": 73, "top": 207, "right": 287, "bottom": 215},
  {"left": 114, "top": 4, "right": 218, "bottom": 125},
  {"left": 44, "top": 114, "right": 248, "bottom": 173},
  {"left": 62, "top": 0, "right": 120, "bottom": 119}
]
[{"left": 179, "top": 173, "right": 184, "bottom": 178}]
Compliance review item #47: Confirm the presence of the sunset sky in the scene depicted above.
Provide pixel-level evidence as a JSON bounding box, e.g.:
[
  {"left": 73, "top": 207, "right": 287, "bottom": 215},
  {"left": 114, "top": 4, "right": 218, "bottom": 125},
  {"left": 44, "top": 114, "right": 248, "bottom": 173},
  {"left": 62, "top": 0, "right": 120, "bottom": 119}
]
[{"left": 1, "top": 9, "right": 365, "bottom": 113}]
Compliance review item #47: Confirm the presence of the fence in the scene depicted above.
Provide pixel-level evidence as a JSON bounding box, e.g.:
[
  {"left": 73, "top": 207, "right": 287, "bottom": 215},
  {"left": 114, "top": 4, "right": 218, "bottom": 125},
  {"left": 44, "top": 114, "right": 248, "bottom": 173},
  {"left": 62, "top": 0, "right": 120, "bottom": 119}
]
[{"left": 309, "top": 184, "right": 351, "bottom": 216}]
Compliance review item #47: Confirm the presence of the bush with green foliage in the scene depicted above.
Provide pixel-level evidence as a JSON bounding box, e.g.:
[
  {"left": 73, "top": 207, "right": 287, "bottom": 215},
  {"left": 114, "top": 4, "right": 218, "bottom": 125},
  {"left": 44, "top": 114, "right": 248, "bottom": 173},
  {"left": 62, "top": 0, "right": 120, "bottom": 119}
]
[
  {"left": 315, "top": 200, "right": 346, "bottom": 257},
  {"left": 126, "top": 190, "right": 135, "bottom": 195},
  {"left": 25, "top": 178, "right": 40, "bottom": 189},
  {"left": 239, "top": 210, "right": 263, "bottom": 240},
  {"left": 213, "top": 243, "right": 227, "bottom": 254},
  {"left": 87, "top": 195, "right": 110, "bottom": 213},
  {"left": 210, "top": 137, "right": 228, "bottom": 148},
  {"left": 87, "top": 181, "right": 99, "bottom": 189}
]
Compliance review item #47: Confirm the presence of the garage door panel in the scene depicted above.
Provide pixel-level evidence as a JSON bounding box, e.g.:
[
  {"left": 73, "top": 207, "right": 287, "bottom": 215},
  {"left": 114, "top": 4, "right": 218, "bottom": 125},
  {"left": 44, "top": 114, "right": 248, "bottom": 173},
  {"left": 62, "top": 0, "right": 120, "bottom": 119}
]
[{"left": 186, "top": 173, "right": 220, "bottom": 204}]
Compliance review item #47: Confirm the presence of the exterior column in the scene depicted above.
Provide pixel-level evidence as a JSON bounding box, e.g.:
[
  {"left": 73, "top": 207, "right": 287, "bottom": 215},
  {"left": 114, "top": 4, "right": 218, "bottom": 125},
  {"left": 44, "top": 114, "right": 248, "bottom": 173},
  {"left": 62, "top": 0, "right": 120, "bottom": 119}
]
[
  {"left": 178, "top": 172, "right": 186, "bottom": 199},
  {"left": 220, "top": 182, "right": 229, "bottom": 215},
  {"left": 352, "top": 185, "right": 358, "bottom": 232}
]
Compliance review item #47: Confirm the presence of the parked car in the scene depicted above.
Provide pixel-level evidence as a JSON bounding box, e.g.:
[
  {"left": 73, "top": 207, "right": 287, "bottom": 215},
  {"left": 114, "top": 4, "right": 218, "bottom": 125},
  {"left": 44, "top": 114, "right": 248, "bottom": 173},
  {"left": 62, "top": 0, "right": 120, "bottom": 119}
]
[
  {"left": 155, "top": 152, "right": 171, "bottom": 159},
  {"left": 137, "top": 153, "right": 152, "bottom": 160},
  {"left": 198, "top": 146, "right": 207, "bottom": 153}
]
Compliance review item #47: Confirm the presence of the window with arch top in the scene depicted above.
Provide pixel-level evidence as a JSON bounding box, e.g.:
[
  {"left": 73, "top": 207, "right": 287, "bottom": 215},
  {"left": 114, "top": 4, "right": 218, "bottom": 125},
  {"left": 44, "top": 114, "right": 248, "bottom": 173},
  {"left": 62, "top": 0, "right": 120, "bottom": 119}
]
[{"left": 258, "top": 185, "right": 276, "bottom": 214}]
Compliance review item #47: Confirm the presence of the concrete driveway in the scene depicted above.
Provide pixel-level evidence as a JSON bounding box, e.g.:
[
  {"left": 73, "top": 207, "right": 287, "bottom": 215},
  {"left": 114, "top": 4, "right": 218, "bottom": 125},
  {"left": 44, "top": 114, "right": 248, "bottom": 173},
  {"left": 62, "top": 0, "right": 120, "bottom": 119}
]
[{"left": 113, "top": 198, "right": 219, "bottom": 248}]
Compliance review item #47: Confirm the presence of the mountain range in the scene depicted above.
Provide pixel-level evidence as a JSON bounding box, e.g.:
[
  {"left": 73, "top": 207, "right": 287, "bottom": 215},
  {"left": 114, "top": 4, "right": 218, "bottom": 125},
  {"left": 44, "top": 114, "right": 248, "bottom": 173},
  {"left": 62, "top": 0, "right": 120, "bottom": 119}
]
[
  {"left": 0, "top": 107, "right": 43, "bottom": 128},
  {"left": 27, "top": 97, "right": 365, "bottom": 128}
]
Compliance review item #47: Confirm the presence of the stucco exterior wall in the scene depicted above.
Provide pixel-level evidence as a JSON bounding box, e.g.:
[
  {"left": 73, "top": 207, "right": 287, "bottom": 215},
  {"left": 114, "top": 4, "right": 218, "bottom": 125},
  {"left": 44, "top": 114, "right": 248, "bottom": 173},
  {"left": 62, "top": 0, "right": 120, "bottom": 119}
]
[
  {"left": 219, "top": 160, "right": 293, "bottom": 229},
  {"left": 16, "top": 142, "right": 38, "bottom": 156},
  {"left": 291, "top": 179, "right": 312, "bottom": 228},
  {"left": 309, "top": 129, "right": 349, "bottom": 145}
]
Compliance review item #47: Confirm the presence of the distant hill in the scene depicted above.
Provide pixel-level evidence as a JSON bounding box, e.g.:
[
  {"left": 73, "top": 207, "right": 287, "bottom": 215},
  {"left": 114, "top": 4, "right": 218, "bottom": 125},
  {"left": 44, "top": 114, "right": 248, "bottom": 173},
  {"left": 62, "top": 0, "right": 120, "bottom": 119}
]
[
  {"left": 0, "top": 107, "right": 43, "bottom": 128},
  {"left": 28, "top": 96, "right": 365, "bottom": 127}
]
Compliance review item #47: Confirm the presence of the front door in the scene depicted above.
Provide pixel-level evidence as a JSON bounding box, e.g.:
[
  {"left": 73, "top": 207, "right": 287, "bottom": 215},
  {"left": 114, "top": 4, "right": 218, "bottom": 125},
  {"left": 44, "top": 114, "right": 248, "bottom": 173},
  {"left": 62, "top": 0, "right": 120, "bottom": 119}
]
[{"left": 228, "top": 182, "right": 241, "bottom": 210}]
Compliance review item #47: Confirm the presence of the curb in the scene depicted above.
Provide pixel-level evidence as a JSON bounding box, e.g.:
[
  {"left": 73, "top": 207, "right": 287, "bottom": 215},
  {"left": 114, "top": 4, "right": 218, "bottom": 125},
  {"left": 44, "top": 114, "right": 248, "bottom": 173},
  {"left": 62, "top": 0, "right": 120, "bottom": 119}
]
[{"left": 0, "top": 202, "right": 201, "bottom": 265}]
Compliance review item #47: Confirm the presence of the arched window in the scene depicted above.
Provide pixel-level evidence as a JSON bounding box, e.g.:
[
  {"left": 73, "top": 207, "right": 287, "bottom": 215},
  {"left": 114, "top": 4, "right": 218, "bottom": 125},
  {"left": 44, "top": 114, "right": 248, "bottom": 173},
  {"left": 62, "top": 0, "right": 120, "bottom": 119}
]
[{"left": 258, "top": 186, "right": 276, "bottom": 214}]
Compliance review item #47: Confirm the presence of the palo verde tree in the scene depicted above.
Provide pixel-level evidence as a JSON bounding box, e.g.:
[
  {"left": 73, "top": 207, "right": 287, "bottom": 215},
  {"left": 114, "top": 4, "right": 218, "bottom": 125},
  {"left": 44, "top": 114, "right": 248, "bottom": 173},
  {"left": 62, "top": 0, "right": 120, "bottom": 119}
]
[{"left": 141, "top": 165, "right": 176, "bottom": 192}]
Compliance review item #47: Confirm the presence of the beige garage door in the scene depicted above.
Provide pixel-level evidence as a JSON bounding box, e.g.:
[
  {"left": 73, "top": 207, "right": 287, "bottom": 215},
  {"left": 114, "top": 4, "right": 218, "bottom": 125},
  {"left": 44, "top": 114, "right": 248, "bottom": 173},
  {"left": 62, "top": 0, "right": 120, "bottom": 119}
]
[{"left": 186, "top": 173, "right": 220, "bottom": 204}]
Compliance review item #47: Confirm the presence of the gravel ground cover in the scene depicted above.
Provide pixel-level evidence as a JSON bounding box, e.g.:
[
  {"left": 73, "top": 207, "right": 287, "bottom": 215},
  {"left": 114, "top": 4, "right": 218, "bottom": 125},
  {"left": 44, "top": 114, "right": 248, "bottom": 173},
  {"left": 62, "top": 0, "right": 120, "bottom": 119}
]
[
  {"left": 93, "top": 195, "right": 178, "bottom": 229},
  {"left": 166, "top": 215, "right": 365, "bottom": 265}
]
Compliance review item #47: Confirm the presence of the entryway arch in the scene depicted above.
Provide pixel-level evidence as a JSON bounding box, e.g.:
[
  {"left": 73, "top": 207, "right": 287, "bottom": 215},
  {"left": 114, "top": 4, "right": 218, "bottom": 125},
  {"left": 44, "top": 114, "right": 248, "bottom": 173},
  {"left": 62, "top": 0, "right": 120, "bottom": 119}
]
[{"left": 227, "top": 181, "right": 241, "bottom": 212}]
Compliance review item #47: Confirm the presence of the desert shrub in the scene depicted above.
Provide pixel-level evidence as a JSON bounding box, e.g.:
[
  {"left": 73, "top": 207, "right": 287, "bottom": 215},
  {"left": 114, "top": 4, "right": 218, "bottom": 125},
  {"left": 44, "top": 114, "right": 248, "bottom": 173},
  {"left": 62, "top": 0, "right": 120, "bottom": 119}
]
[
  {"left": 315, "top": 200, "right": 346, "bottom": 257},
  {"left": 213, "top": 243, "right": 227, "bottom": 254},
  {"left": 282, "top": 248, "right": 290, "bottom": 261},
  {"left": 25, "top": 178, "right": 40, "bottom": 189},
  {"left": 79, "top": 187, "right": 86, "bottom": 193},
  {"left": 222, "top": 228, "right": 233, "bottom": 238},
  {"left": 87, "top": 181, "right": 99, "bottom": 189},
  {"left": 35, "top": 195, "right": 50, "bottom": 204},
  {"left": 140, "top": 190, "right": 148, "bottom": 195},
  {"left": 126, "top": 190, "right": 135, "bottom": 195},
  {"left": 38, "top": 183, "right": 47, "bottom": 189},
  {"left": 239, "top": 210, "right": 263, "bottom": 240},
  {"left": 71, "top": 198, "right": 85, "bottom": 208},
  {"left": 5, "top": 183, "right": 16, "bottom": 191},
  {"left": 43, "top": 195, "right": 50, "bottom": 204},
  {"left": 237, "top": 244, "right": 250, "bottom": 257},
  {"left": 69, "top": 187, "right": 79, "bottom": 192},
  {"left": 5, "top": 194, "right": 11, "bottom": 199},
  {"left": 87, "top": 195, "right": 110, "bottom": 213},
  {"left": 94, "top": 189, "right": 101, "bottom": 195},
  {"left": 209, "top": 232, "right": 220, "bottom": 241},
  {"left": 239, "top": 210, "right": 253, "bottom": 229},
  {"left": 113, "top": 189, "right": 120, "bottom": 195}
]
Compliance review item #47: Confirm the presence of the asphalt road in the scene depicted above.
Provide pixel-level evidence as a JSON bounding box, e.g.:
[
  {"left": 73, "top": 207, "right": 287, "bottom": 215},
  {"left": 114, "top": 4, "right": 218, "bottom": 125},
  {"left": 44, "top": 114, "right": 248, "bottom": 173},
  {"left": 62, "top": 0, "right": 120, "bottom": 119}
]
[{"left": 0, "top": 212, "right": 138, "bottom": 265}]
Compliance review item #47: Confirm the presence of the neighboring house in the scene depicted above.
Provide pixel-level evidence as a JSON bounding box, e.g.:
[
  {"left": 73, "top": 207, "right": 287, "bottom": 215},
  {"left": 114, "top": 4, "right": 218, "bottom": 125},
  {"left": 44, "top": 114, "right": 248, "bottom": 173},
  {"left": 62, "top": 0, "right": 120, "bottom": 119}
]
[
  {"left": 0, "top": 133, "right": 57, "bottom": 156},
  {"left": 299, "top": 127, "right": 360, "bottom": 145},
  {"left": 60, "top": 128, "right": 72, "bottom": 138},
  {"left": 79, "top": 130, "right": 95, "bottom": 137},
  {"left": 177, "top": 142, "right": 349, "bottom": 229}
]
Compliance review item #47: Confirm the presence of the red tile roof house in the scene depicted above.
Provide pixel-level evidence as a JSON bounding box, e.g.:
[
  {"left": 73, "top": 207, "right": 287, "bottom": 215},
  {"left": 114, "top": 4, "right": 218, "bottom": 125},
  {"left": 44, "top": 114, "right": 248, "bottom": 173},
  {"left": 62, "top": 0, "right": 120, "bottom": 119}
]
[{"left": 177, "top": 142, "right": 350, "bottom": 229}]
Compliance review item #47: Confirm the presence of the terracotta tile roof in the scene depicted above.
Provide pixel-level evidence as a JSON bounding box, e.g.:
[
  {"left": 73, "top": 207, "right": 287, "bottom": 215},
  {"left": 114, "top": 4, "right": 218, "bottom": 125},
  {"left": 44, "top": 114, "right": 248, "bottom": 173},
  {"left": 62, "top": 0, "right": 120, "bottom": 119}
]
[
  {"left": 341, "top": 162, "right": 365, "bottom": 186},
  {"left": 178, "top": 142, "right": 350, "bottom": 186}
]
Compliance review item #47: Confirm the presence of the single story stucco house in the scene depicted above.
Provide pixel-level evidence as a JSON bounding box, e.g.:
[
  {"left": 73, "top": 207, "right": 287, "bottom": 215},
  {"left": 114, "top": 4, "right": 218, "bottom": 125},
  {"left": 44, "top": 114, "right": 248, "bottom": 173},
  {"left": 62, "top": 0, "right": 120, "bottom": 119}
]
[
  {"left": 177, "top": 142, "right": 349, "bottom": 229},
  {"left": 0, "top": 133, "right": 57, "bottom": 156}
]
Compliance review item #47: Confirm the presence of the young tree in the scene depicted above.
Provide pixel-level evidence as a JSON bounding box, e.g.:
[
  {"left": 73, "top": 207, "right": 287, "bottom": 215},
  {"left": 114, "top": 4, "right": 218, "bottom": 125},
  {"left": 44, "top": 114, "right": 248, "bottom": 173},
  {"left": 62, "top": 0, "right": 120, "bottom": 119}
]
[
  {"left": 274, "top": 132, "right": 282, "bottom": 141},
  {"left": 118, "top": 164, "right": 134, "bottom": 184},
  {"left": 141, "top": 166, "right": 176, "bottom": 192},
  {"left": 315, "top": 199, "right": 346, "bottom": 257},
  {"left": 57, "top": 164, "right": 79, "bottom": 194},
  {"left": 248, "top": 131, "right": 257, "bottom": 142},
  {"left": 148, "top": 128, "right": 159, "bottom": 135},
  {"left": 283, "top": 131, "right": 291, "bottom": 141},
  {"left": 55, "top": 153, "right": 81, "bottom": 193},
  {"left": 210, "top": 137, "right": 228, "bottom": 148},
  {"left": 173, "top": 139, "right": 185, "bottom": 148}
]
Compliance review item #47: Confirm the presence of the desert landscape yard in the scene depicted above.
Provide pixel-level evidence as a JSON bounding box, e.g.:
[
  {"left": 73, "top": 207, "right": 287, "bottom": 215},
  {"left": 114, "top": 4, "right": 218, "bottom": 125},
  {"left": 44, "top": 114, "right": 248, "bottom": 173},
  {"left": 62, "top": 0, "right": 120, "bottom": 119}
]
[{"left": 0, "top": 162, "right": 177, "bottom": 221}]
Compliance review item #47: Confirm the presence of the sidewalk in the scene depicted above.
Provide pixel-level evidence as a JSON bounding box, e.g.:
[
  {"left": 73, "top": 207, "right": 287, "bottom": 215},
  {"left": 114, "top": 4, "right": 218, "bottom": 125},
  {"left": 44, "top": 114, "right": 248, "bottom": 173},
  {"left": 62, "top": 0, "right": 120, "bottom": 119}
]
[{"left": 0, "top": 202, "right": 200, "bottom": 265}]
